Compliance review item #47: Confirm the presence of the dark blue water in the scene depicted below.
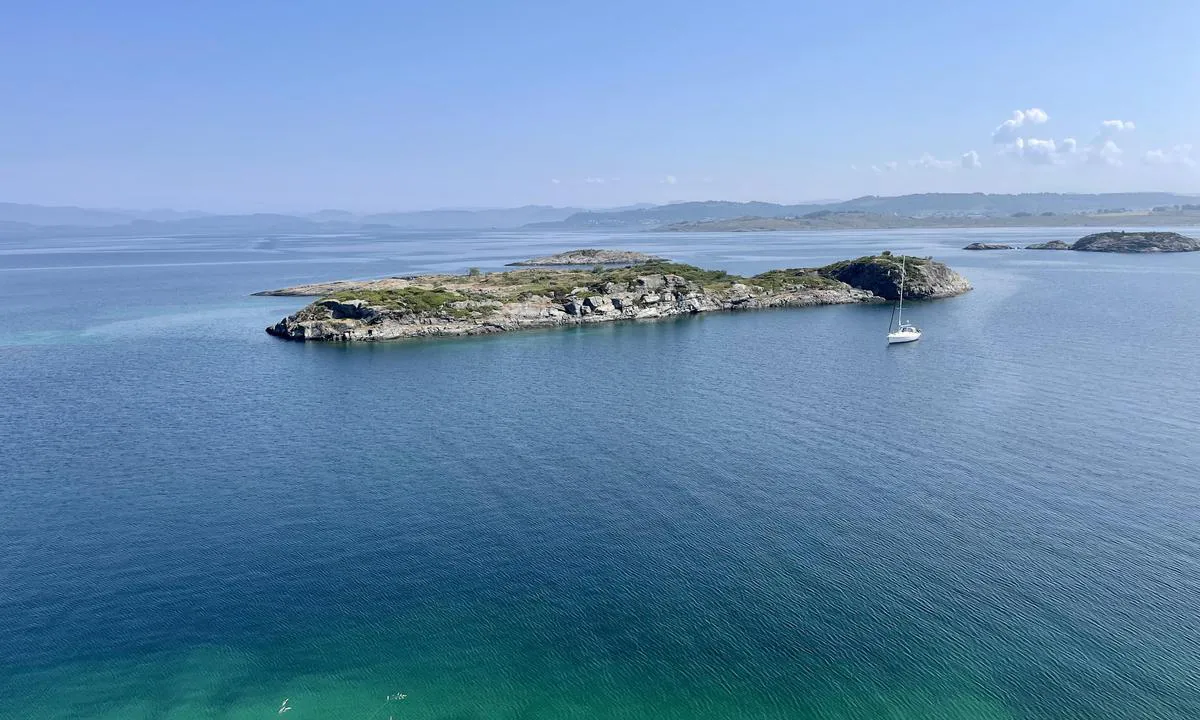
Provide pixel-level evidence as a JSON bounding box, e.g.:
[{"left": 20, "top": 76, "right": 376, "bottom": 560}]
[{"left": 2, "top": 228, "right": 1199, "bottom": 719}]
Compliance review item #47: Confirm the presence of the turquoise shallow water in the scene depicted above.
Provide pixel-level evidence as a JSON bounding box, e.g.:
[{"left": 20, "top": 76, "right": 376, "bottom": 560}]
[{"left": 1, "top": 227, "right": 1199, "bottom": 719}]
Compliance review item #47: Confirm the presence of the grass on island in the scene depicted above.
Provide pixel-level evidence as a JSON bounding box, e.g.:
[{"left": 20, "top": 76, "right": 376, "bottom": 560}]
[
  {"left": 750, "top": 268, "right": 842, "bottom": 290},
  {"left": 461, "top": 262, "right": 747, "bottom": 299},
  {"left": 594, "top": 261, "right": 741, "bottom": 289},
  {"left": 327, "top": 287, "right": 479, "bottom": 318},
  {"left": 320, "top": 257, "right": 903, "bottom": 314},
  {"left": 819, "top": 252, "right": 932, "bottom": 282}
]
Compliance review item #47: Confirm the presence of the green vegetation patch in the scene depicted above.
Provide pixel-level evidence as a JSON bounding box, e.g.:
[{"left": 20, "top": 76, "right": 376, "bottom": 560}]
[
  {"left": 751, "top": 268, "right": 842, "bottom": 290},
  {"left": 820, "top": 253, "right": 928, "bottom": 276},
  {"left": 473, "top": 269, "right": 597, "bottom": 288},
  {"left": 467, "top": 263, "right": 745, "bottom": 296},
  {"left": 594, "top": 261, "right": 741, "bottom": 290},
  {"left": 330, "top": 286, "right": 471, "bottom": 316}
]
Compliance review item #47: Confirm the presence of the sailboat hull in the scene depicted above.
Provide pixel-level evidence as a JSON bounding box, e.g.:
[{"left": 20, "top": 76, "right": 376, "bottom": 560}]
[
  {"left": 887, "top": 331, "right": 922, "bottom": 344},
  {"left": 887, "top": 257, "right": 922, "bottom": 344}
]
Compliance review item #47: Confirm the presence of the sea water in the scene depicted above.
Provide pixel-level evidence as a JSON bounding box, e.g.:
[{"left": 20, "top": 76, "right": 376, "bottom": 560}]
[{"left": 1, "top": 227, "right": 1198, "bottom": 719}]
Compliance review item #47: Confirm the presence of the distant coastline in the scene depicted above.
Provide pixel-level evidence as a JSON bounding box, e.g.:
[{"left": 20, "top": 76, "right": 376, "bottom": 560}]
[
  {"left": 3, "top": 192, "right": 1199, "bottom": 237},
  {"left": 653, "top": 212, "right": 1200, "bottom": 233}
]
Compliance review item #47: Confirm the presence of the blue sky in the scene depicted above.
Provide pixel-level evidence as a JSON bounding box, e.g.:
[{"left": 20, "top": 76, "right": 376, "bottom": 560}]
[{"left": 1, "top": 0, "right": 1197, "bottom": 211}]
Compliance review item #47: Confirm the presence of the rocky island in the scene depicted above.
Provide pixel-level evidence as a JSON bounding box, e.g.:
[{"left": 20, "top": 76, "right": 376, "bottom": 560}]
[
  {"left": 1070, "top": 231, "right": 1200, "bottom": 253},
  {"left": 964, "top": 242, "right": 1014, "bottom": 250},
  {"left": 506, "top": 248, "right": 666, "bottom": 266},
  {"left": 1026, "top": 240, "right": 1071, "bottom": 250},
  {"left": 258, "top": 254, "right": 971, "bottom": 342}
]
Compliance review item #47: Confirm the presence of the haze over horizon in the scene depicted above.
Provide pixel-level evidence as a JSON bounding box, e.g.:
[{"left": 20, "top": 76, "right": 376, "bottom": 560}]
[{"left": 3, "top": 0, "right": 1198, "bottom": 213}]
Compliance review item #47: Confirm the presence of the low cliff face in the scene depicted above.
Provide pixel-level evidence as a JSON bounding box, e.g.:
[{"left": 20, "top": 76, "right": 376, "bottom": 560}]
[
  {"left": 1071, "top": 231, "right": 1200, "bottom": 253},
  {"left": 260, "top": 257, "right": 970, "bottom": 342},
  {"left": 818, "top": 255, "right": 972, "bottom": 301}
]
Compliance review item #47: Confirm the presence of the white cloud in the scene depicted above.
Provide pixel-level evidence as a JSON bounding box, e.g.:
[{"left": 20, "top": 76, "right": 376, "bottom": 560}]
[
  {"left": 550, "top": 178, "right": 560, "bottom": 185},
  {"left": 1088, "top": 140, "right": 1124, "bottom": 166},
  {"left": 997, "top": 137, "right": 1026, "bottom": 159},
  {"left": 584, "top": 177, "right": 605, "bottom": 184},
  {"left": 661, "top": 174, "right": 678, "bottom": 185},
  {"left": 871, "top": 161, "right": 898, "bottom": 174},
  {"left": 993, "top": 113, "right": 1024, "bottom": 144},
  {"left": 1024, "top": 138, "right": 1059, "bottom": 165},
  {"left": 992, "top": 108, "right": 1049, "bottom": 144},
  {"left": 912, "top": 153, "right": 955, "bottom": 170},
  {"left": 1078, "top": 120, "right": 1134, "bottom": 166},
  {"left": 1099, "top": 119, "right": 1136, "bottom": 136},
  {"left": 1001, "top": 134, "right": 1071, "bottom": 166},
  {"left": 961, "top": 150, "right": 981, "bottom": 169},
  {"left": 849, "top": 164, "right": 858, "bottom": 171},
  {"left": 885, "top": 161, "right": 897, "bottom": 171},
  {"left": 1144, "top": 144, "right": 1196, "bottom": 167}
]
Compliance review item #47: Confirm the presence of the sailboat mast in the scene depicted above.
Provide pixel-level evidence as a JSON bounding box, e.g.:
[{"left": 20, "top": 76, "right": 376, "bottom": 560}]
[{"left": 897, "top": 257, "right": 905, "bottom": 324}]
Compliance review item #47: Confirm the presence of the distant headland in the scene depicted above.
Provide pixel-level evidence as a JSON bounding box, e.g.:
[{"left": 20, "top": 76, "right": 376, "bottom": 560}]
[{"left": 257, "top": 252, "right": 971, "bottom": 342}]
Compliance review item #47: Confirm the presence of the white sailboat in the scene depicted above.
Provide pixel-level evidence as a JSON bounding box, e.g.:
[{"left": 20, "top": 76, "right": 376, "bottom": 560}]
[{"left": 887, "top": 257, "right": 922, "bottom": 344}]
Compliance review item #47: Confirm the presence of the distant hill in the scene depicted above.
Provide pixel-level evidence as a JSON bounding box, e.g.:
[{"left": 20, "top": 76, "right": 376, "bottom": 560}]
[
  {"left": 4, "top": 194, "right": 1199, "bottom": 237},
  {"left": 830, "top": 192, "right": 1193, "bottom": 217},
  {"left": 0, "top": 204, "right": 641, "bottom": 237},
  {"left": 659, "top": 208, "right": 1200, "bottom": 233},
  {"left": 0, "top": 202, "right": 210, "bottom": 226},
  {"left": 0, "top": 202, "right": 141, "bottom": 227},
  {"left": 526, "top": 201, "right": 825, "bottom": 229},
  {"left": 0, "top": 213, "right": 339, "bottom": 239},
  {"left": 530, "top": 193, "right": 1199, "bottom": 230},
  {"left": 360, "top": 205, "right": 588, "bottom": 229},
  {"left": 307, "top": 209, "right": 358, "bottom": 222},
  {"left": 0, "top": 202, "right": 640, "bottom": 230},
  {"left": 125, "top": 214, "right": 338, "bottom": 233}
]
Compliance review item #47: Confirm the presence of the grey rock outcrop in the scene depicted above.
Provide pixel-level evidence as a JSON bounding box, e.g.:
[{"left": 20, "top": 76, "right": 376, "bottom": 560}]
[
  {"left": 819, "top": 255, "right": 971, "bottom": 301},
  {"left": 1071, "top": 231, "right": 1200, "bottom": 253},
  {"left": 964, "top": 242, "right": 1015, "bottom": 250},
  {"left": 317, "top": 298, "right": 374, "bottom": 320}
]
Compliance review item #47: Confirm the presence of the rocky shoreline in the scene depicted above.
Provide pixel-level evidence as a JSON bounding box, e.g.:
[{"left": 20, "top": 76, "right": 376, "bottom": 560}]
[{"left": 258, "top": 255, "right": 971, "bottom": 343}]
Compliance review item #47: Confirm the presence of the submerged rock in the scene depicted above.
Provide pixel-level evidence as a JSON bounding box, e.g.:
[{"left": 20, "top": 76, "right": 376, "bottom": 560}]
[{"left": 1071, "top": 231, "right": 1200, "bottom": 253}]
